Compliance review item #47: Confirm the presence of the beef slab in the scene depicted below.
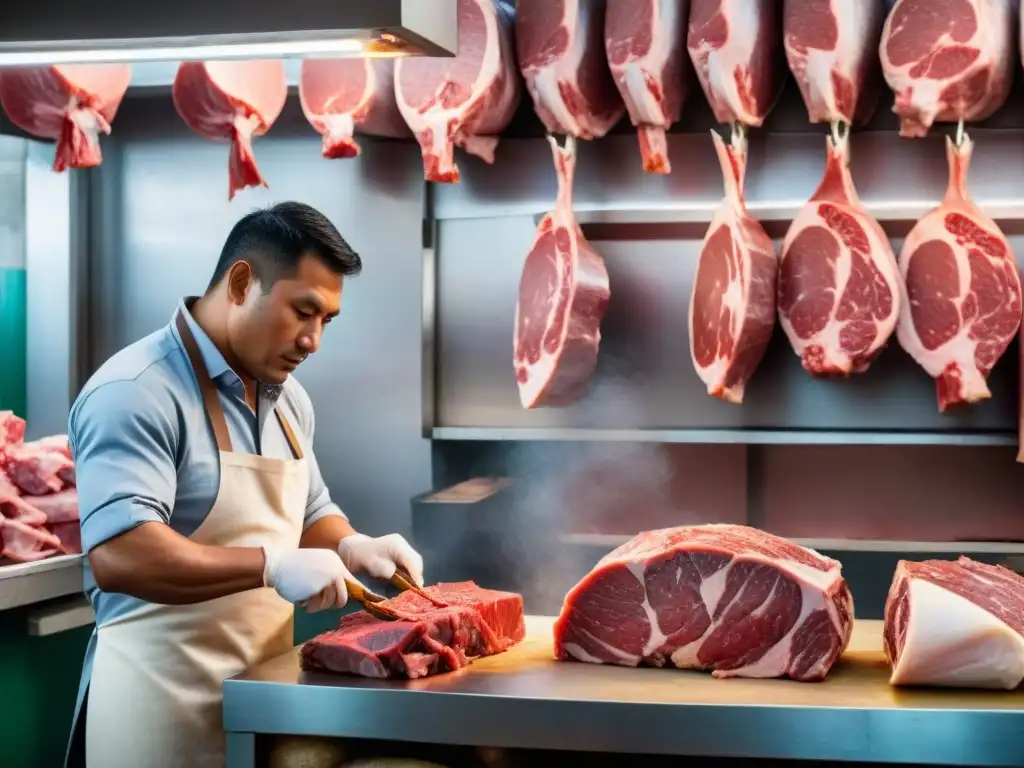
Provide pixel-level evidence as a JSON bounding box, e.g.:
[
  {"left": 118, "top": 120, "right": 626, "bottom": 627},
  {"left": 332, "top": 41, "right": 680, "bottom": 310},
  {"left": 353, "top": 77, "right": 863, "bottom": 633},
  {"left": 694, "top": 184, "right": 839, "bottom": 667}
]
[
  {"left": 605, "top": 0, "right": 692, "bottom": 173},
  {"left": 0, "top": 65, "right": 131, "bottom": 171},
  {"left": 778, "top": 131, "right": 900, "bottom": 375},
  {"left": 880, "top": 0, "right": 1015, "bottom": 137},
  {"left": 301, "top": 582, "right": 525, "bottom": 679},
  {"left": 516, "top": 0, "right": 625, "bottom": 140},
  {"left": 554, "top": 524, "right": 854, "bottom": 682},
  {"left": 688, "top": 129, "right": 777, "bottom": 403},
  {"left": 687, "top": 0, "right": 786, "bottom": 127},
  {"left": 896, "top": 134, "right": 1022, "bottom": 410},
  {"left": 514, "top": 136, "right": 611, "bottom": 409},
  {"left": 783, "top": 0, "right": 885, "bottom": 127},
  {"left": 299, "top": 58, "right": 410, "bottom": 159},
  {"left": 395, "top": 0, "right": 520, "bottom": 183},
  {"left": 884, "top": 556, "right": 1024, "bottom": 689}
]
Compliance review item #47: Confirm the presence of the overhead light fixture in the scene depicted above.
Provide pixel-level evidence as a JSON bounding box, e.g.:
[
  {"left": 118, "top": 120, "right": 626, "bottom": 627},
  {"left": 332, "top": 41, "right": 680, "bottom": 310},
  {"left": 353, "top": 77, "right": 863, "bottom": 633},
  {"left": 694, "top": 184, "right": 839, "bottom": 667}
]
[{"left": 0, "top": 0, "right": 456, "bottom": 66}]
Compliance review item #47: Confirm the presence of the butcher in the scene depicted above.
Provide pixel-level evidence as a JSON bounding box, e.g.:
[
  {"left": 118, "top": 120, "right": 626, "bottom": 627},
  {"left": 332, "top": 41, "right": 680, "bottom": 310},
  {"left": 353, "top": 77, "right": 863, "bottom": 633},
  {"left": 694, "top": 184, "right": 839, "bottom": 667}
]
[{"left": 63, "top": 201, "right": 424, "bottom": 768}]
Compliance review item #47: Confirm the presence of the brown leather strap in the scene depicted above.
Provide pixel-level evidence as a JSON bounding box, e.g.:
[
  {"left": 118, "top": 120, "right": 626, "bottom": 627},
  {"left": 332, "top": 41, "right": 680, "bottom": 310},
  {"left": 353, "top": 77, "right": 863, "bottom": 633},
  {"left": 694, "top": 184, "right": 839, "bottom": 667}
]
[
  {"left": 175, "top": 311, "right": 233, "bottom": 453},
  {"left": 274, "top": 408, "right": 304, "bottom": 461}
]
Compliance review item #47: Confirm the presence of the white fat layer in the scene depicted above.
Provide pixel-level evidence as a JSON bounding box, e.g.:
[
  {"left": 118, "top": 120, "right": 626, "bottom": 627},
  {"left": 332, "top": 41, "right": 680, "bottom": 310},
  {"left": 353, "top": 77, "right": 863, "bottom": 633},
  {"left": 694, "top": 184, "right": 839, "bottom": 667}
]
[{"left": 890, "top": 578, "right": 1024, "bottom": 689}]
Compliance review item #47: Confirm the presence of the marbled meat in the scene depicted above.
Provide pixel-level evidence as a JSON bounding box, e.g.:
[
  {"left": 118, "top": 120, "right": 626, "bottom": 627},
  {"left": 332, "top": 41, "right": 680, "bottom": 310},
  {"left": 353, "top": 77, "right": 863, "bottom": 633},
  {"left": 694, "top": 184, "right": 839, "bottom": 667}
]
[{"left": 301, "top": 582, "right": 525, "bottom": 679}]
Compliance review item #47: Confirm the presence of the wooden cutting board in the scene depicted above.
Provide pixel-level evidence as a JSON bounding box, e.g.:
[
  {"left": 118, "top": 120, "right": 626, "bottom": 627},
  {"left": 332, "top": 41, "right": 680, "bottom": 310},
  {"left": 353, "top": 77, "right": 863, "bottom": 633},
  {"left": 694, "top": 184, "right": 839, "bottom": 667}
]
[{"left": 395, "top": 616, "right": 1024, "bottom": 710}]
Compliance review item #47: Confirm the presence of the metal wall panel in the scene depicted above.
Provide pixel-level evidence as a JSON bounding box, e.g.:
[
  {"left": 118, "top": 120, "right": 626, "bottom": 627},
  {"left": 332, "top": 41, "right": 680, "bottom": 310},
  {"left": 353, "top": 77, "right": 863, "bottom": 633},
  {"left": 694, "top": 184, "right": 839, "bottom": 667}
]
[{"left": 86, "top": 96, "right": 431, "bottom": 537}]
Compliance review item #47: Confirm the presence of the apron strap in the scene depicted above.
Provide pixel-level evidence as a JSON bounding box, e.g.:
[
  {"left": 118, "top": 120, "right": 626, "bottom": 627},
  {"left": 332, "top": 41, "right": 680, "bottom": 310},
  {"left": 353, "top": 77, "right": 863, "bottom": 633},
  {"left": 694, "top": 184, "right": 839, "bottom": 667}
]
[
  {"left": 176, "top": 308, "right": 305, "bottom": 461},
  {"left": 274, "top": 408, "right": 304, "bottom": 460},
  {"left": 175, "top": 311, "right": 233, "bottom": 453}
]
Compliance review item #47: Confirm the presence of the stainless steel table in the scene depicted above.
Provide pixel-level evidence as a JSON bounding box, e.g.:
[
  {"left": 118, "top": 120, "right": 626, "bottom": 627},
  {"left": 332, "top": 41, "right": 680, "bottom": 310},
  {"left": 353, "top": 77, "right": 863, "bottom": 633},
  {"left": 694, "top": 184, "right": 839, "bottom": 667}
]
[{"left": 223, "top": 616, "right": 1024, "bottom": 767}]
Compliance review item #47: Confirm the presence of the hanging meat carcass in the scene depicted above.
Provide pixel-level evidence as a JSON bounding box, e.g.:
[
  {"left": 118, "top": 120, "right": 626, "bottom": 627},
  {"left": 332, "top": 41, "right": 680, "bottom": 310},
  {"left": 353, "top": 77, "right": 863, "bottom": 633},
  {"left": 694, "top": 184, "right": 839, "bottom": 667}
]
[
  {"left": 688, "top": 129, "right": 777, "bottom": 403},
  {"left": 897, "top": 132, "right": 1022, "bottom": 411},
  {"left": 604, "top": 0, "right": 692, "bottom": 173},
  {"left": 516, "top": 0, "right": 625, "bottom": 139},
  {"left": 0, "top": 65, "right": 132, "bottom": 171},
  {"left": 687, "top": 0, "right": 786, "bottom": 128},
  {"left": 783, "top": 0, "right": 885, "bottom": 127},
  {"left": 395, "top": 0, "right": 521, "bottom": 183},
  {"left": 514, "top": 136, "right": 611, "bottom": 409},
  {"left": 172, "top": 61, "right": 288, "bottom": 200},
  {"left": 880, "top": 0, "right": 1015, "bottom": 138},
  {"left": 778, "top": 131, "right": 900, "bottom": 375},
  {"left": 299, "top": 59, "right": 410, "bottom": 159}
]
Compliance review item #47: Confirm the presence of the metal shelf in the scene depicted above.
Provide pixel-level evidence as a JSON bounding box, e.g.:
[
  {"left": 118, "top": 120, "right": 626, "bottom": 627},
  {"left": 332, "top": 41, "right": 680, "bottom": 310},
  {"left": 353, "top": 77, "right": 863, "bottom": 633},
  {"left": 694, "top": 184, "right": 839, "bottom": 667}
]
[
  {"left": 0, "top": 555, "right": 85, "bottom": 612},
  {"left": 431, "top": 426, "right": 1017, "bottom": 446}
]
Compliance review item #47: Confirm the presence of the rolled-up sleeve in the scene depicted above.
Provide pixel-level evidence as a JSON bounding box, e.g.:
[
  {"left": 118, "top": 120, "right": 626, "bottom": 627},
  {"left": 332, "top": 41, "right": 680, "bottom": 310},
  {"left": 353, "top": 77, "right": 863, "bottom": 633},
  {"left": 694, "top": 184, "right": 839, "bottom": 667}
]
[
  {"left": 68, "top": 380, "right": 179, "bottom": 553},
  {"left": 290, "top": 382, "right": 347, "bottom": 530}
]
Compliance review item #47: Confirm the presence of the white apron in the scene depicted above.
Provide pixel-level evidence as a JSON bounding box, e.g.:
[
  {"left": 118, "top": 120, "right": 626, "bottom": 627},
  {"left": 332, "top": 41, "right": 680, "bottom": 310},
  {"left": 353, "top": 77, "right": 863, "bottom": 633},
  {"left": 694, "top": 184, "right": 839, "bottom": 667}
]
[{"left": 84, "top": 311, "right": 310, "bottom": 768}]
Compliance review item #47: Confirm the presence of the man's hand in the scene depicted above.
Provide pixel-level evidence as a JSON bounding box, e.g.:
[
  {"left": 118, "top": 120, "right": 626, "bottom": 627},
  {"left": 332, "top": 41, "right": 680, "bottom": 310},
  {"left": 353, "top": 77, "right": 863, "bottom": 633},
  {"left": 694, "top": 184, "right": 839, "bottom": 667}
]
[
  {"left": 262, "top": 547, "right": 363, "bottom": 612},
  {"left": 337, "top": 533, "right": 424, "bottom": 587}
]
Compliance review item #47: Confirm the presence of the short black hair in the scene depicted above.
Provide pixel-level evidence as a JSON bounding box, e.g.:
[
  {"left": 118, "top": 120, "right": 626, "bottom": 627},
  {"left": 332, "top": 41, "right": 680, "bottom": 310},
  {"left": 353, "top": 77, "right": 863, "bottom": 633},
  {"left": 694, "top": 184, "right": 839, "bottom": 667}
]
[{"left": 207, "top": 201, "right": 362, "bottom": 292}]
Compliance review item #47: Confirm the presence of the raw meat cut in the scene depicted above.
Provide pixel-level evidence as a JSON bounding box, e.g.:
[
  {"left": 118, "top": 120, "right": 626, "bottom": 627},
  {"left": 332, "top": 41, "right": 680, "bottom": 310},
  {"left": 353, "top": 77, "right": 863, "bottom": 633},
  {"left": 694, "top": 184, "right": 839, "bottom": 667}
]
[
  {"left": 172, "top": 61, "right": 288, "bottom": 200},
  {"left": 783, "top": 0, "right": 885, "bottom": 125},
  {"left": 896, "top": 134, "right": 1022, "bottom": 410},
  {"left": 687, "top": 0, "right": 786, "bottom": 126},
  {"left": 880, "top": 0, "right": 1015, "bottom": 138},
  {"left": 517, "top": 0, "right": 625, "bottom": 139},
  {"left": 0, "top": 412, "right": 25, "bottom": 447},
  {"left": 778, "top": 131, "right": 900, "bottom": 375},
  {"left": 2, "top": 440, "right": 75, "bottom": 495},
  {"left": 884, "top": 556, "right": 1024, "bottom": 689},
  {"left": 395, "top": 0, "right": 521, "bottom": 183},
  {"left": 688, "top": 129, "right": 777, "bottom": 403},
  {"left": 0, "top": 65, "right": 132, "bottom": 171},
  {"left": 605, "top": 0, "right": 691, "bottom": 173},
  {"left": 0, "top": 514, "right": 63, "bottom": 563},
  {"left": 299, "top": 58, "right": 410, "bottom": 159},
  {"left": 301, "top": 582, "right": 525, "bottom": 679},
  {"left": 554, "top": 524, "right": 854, "bottom": 681},
  {"left": 514, "top": 136, "right": 611, "bottom": 409},
  {"left": 22, "top": 490, "right": 78, "bottom": 525}
]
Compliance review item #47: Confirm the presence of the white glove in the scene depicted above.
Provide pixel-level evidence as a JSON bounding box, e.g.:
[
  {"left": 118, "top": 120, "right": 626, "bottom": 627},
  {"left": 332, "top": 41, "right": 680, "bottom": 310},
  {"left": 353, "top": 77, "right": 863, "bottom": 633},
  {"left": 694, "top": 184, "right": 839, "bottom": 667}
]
[
  {"left": 337, "top": 533, "right": 424, "bottom": 587},
  {"left": 262, "top": 547, "right": 362, "bottom": 612}
]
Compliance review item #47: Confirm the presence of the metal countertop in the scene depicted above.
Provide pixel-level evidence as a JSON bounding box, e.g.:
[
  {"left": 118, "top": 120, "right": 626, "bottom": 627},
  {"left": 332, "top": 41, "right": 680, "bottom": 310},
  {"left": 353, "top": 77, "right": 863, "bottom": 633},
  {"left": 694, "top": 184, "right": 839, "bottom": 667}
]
[{"left": 223, "top": 616, "right": 1024, "bottom": 766}]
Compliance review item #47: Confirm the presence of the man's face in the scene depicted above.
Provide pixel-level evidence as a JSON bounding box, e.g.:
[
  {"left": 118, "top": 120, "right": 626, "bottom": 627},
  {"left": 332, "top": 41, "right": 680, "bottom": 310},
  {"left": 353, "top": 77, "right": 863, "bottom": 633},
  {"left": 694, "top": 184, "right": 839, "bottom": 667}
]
[{"left": 228, "top": 254, "right": 343, "bottom": 385}]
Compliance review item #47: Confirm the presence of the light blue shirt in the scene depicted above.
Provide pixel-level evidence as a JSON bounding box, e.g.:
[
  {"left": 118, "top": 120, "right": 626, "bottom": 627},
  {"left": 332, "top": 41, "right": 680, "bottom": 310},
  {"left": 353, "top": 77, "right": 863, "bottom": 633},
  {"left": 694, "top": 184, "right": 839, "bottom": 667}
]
[{"left": 68, "top": 298, "right": 346, "bottom": 712}]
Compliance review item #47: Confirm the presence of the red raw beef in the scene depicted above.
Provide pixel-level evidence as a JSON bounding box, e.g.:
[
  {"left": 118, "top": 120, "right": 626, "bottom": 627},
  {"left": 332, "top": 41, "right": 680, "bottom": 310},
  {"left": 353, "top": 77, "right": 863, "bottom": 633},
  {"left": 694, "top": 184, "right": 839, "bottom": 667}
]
[
  {"left": 783, "top": 0, "right": 885, "bottom": 126},
  {"left": 0, "top": 411, "right": 26, "bottom": 447},
  {"left": 172, "top": 61, "right": 288, "bottom": 199},
  {"left": 687, "top": 0, "right": 786, "bottom": 126},
  {"left": 301, "top": 582, "right": 525, "bottom": 679},
  {"left": 2, "top": 440, "right": 74, "bottom": 495},
  {"left": 395, "top": 0, "right": 521, "bottom": 183},
  {"left": 299, "top": 58, "right": 410, "bottom": 159},
  {"left": 554, "top": 524, "right": 854, "bottom": 681},
  {"left": 896, "top": 134, "right": 1022, "bottom": 411},
  {"left": 514, "top": 136, "right": 611, "bottom": 409},
  {"left": 884, "top": 556, "right": 1024, "bottom": 689},
  {"left": 880, "top": 0, "right": 1015, "bottom": 137},
  {"left": 516, "top": 0, "right": 625, "bottom": 139},
  {"left": 778, "top": 132, "right": 900, "bottom": 375},
  {"left": 605, "top": 0, "right": 692, "bottom": 172},
  {"left": 0, "top": 65, "right": 131, "bottom": 171},
  {"left": 688, "top": 129, "right": 777, "bottom": 402}
]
